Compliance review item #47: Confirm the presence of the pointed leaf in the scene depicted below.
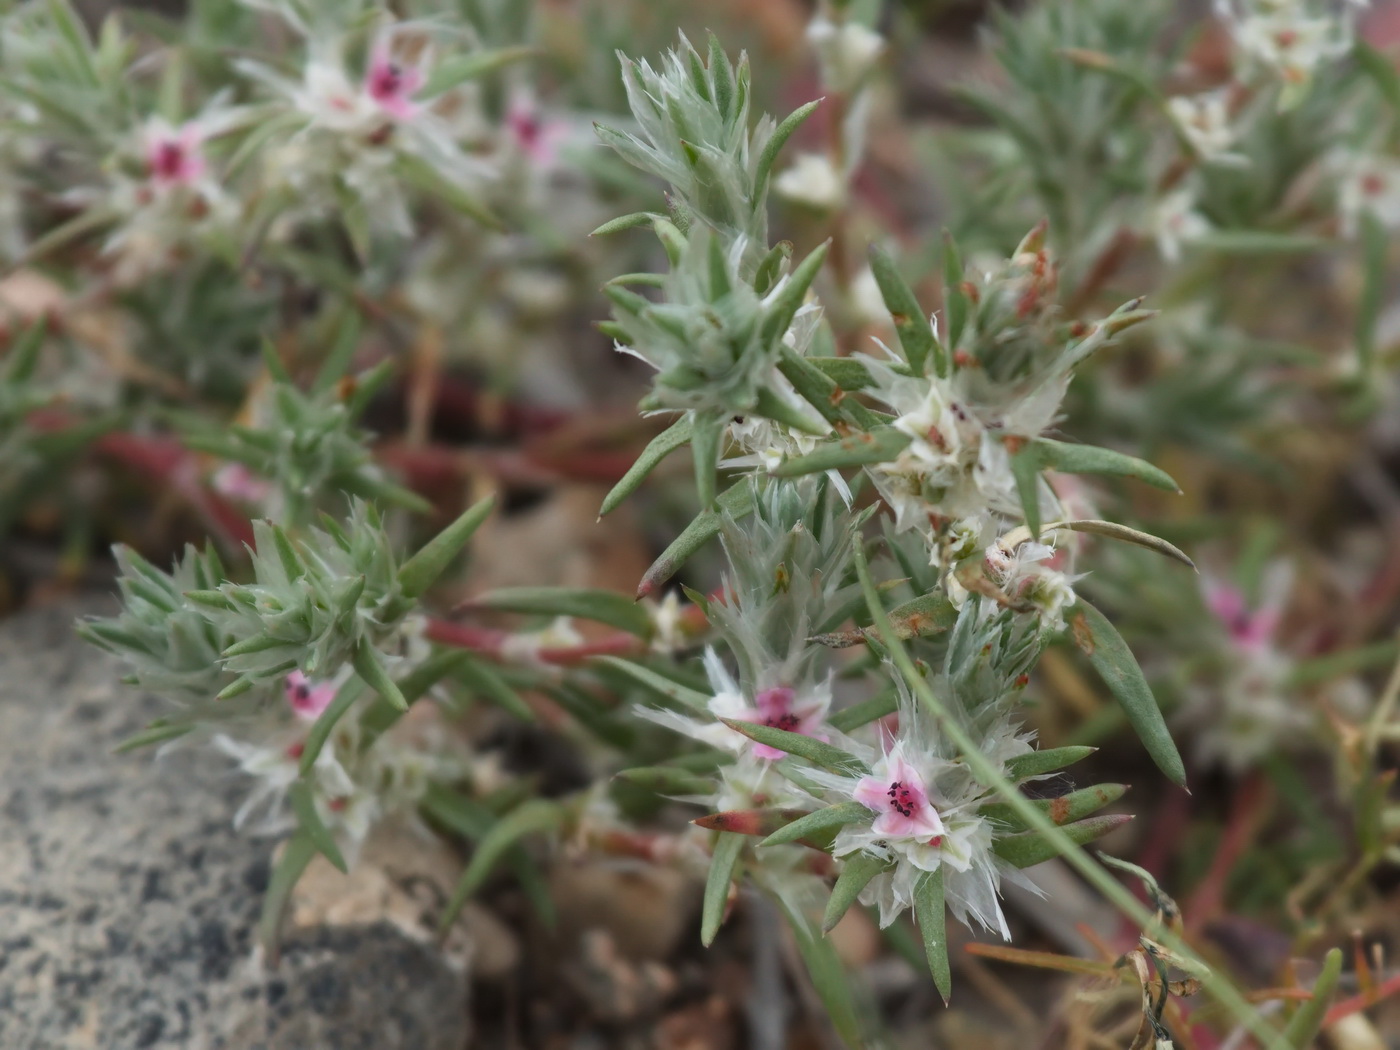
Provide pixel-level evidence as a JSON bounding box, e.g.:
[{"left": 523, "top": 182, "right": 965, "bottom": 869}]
[
  {"left": 599, "top": 416, "right": 692, "bottom": 518},
  {"left": 419, "top": 46, "right": 535, "bottom": 97},
  {"left": 992, "top": 813, "right": 1135, "bottom": 868},
  {"left": 808, "top": 356, "right": 877, "bottom": 390},
  {"left": 775, "top": 895, "right": 866, "bottom": 1047},
  {"left": 760, "top": 241, "right": 830, "bottom": 348},
  {"left": 826, "top": 689, "right": 899, "bottom": 733},
  {"left": 772, "top": 427, "right": 912, "bottom": 476},
  {"left": 1009, "top": 441, "right": 1042, "bottom": 538},
  {"left": 701, "top": 831, "right": 745, "bottom": 946},
  {"left": 614, "top": 765, "right": 714, "bottom": 796},
  {"left": 592, "top": 655, "right": 711, "bottom": 711},
  {"left": 754, "top": 98, "right": 822, "bottom": 204},
  {"left": 398, "top": 494, "right": 496, "bottom": 599},
  {"left": 914, "top": 868, "right": 952, "bottom": 1003},
  {"left": 1283, "top": 947, "right": 1343, "bottom": 1049},
  {"left": 590, "top": 211, "right": 659, "bottom": 237},
  {"left": 823, "top": 851, "right": 888, "bottom": 931},
  {"left": 1033, "top": 438, "right": 1180, "bottom": 493},
  {"left": 721, "top": 718, "right": 869, "bottom": 776},
  {"left": 1059, "top": 520, "right": 1195, "bottom": 570},
  {"left": 979, "top": 783, "right": 1127, "bottom": 832},
  {"left": 868, "top": 244, "right": 943, "bottom": 376},
  {"left": 439, "top": 799, "right": 563, "bottom": 933},
  {"left": 1071, "top": 600, "right": 1186, "bottom": 787},
  {"left": 1004, "top": 746, "right": 1097, "bottom": 781},
  {"left": 690, "top": 412, "right": 722, "bottom": 508},
  {"left": 258, "top": 832, "right": 317, "bottom": 966},
  {"left": 351, "top": 641, "right": 407, "bottom": 712},
  {"left": 760, "top": 801, "right": 871, "bottom": 847},
  {"left": 452, "top": 656, "right": 535, "bottom": 722},
  {"left": 637, "top": 480, "right": 754, "bottom": 599},
  {"left": 694, "top": 808, "right": 805, "bottom": 836},
  {"left": 288, "top": 781, "right": 348, "bottom": 874},
  {"left": 468, "top": 586, "right": 653, "bottom": 638}
]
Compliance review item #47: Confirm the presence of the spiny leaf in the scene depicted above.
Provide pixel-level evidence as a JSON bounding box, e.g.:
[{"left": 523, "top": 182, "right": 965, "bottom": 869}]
[
  {"left": 351, "top": 641, "right": 407, "bottom": 712},
  {"left": 1009, "top": 441, "right": 1042, "bottom": 539},
  {"left": 700, "top": 831, "right": 745, "bottom": 946},
  {"left": 914, "top": 868, "right": 952, "bottom": 1004},
  {"left": 760, "top": 801, "right": 871, "bottom": 847},
  {"left": 991, "top": 813, "right": 1135, "bottom": 868},
  {"left": 754, "top": 98, "right": 822, "bottom": 204},
  {"left": 720, "top": 718, "right": 870, "bottom": 776},
  {"left": 760, "top": 240, "right": 830, "bottom": 348},
  {"left": 298, "top": 678, "right": 367, "bottom": 776},
  {"left": 599, "top": 416, "right": 692, "bottom": 518},
  {"left": 1070, "top": 600, "right": 1186, "bottom": 788},
  {"left": 826, "top": 689, "right": 898, "bottom": 733},
  {"left": 397, "top": 494, "right": 496, "bottom": 599},
  {"left": 823, "top": 851, "right": 888, "bottom": 931}
]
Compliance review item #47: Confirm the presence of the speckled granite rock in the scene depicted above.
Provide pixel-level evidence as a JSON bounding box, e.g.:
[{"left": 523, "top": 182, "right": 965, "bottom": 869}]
[{"left": 0, "top": 601, "right": 471, "bottom": 1050}]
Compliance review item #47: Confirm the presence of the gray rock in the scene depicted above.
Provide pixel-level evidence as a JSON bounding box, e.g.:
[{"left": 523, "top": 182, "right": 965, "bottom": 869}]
[{"left": 0, "top": 601, "right": 470, "bottom": 1050}]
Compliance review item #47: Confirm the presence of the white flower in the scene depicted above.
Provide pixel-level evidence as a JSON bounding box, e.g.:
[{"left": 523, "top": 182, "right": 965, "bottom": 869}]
[
  {"left": 983, "top": 539, "right": 1079, "bottom": 634},
  {"left": 775, "top": 152, "right": 845, "bottom": 211},
  {"left": 1166, "top": 91, "right": 1243, "bottom": 164},
  {"left": 807, "top": 16, "right": 884, "bottom": 95},
  {"left": 1218, "top": 0, "right": 1354, "bottom": 101},
  {"left": 1150, "top": 188, "right": 1212, "bottom": 262},
  {"left": 1334, "top": 152, "right": 1400, "bottom": 235}
]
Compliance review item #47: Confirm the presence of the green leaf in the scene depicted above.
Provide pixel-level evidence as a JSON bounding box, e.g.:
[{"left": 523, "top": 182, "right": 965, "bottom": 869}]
[
  {"left": 1054, "top": 520, "right": 1196, "bottom": 571},
  {"left": 992, "top": 813, "right": 1135, "bottom": 868},
  {"left": 826, "top": 688, "right": 898, "bottom": 733},
  {"left": 914, "top": 868, "right": 951, "bottom": 1004},
  {"left": 439, "top": 799, "right": 563, "bottom": 933},
  {"left": 469, "top": 586, "right": 653, "bottom": 637},
  {"left": 823, "top": 851, "right": 888, "bottom": 931},
  {"left": 1282, "top": 947, "right": 1342, "bottom": 1049},
  {"left": 599, "top": 416, "right": 691, "bottom": 518},
  {"left": 452, "top": 656, "right": 535, "bottom": 722},
  {"left": 774, "top": 895, "right": 866, "bottom": 1047},
  {"left": 808, "top": 356, "right": 877, "bottom": 390},
  {"left": 396, "top": 153, "right": 503, "bottom": 230},
  {"left": 721, "top": 718, "right": 869, "bottom": 776},
  {"left": 778, "top": 348, "right": 884, "bottom": 430},
  {"left": 637, "top": 480, "right": 754, "bottom": 599},
  {"left": 868, "top": 244, "right": 943, "bottom": 376},
  {"left": 1070, "top": 600, "right": 1185, "bottom": 787},
  {"left": 772, "top": 427, "right": 912, "bottom": 476},
  {"left": 700, "top": 831, "right": 745, "bottom": 946},
  {"left": 614, "top": 765, "right": 714, "bottom": 796},
  {"left": 754, "top": 98, "right": 822, "bottom": 205},
  {"left": 397, "top": 494, "right": 496, "bottom": 599},
  {"left": 1004, "top": 746, "right": 1096, "bottom": 781},
  {"left": 1190, "top": 230, "right": 1332, "bottom": 255},
  {"left": 979, "top": 783, "right": 1127, "bottom": 832},
  {"left": 419, "top": 45, "right": 535, "bottom": 97},
  {"left": 298, "top": 677, "right": 367, "bottom": 776},
  {"left": 1356, "top": 41, "right": 1400, "bottom": 113},
  {"left": 288, "top": 782, "right": 348, "bottom": 874},
  {"left": 351, "top": 641, "right": 407, "bottom": 712},
  {"left": 1032, "top": 438, "right": 1179, "bottom": 493},
  {"left": 759, "top": 241, "right": 829, "bottom": 348},
  {"left": 592, "top": 655, "right": 711, "bottom": 711},
  {"left": 258, "top": 832, "right": 317, "bottom": 965},
  {"left": 942, "top": 232, "right": 968, "bottom": 350},
  {"left": 690, "top": 412, "right": 723, "bottom": 509},
  {"left": 1356, "top": 213, "right": 1387, "bottom": 376},
  {"left": 759, "top": 800, "right": 870, "bottom": 847},
  {"left": 4, "top": 320, "right": 47, "bottom": 382},
  {"left": 590, "top": 211, "right": 659, "bottom": 237},
  {"left": 1009, "top": 442, "right": 1042, "bottom": 539},
  {"left": 114, "top": 720, "right": 194, "bottom": 753},
  {"left": 752, "top": 386, "right": 828, "bottom": 436}
]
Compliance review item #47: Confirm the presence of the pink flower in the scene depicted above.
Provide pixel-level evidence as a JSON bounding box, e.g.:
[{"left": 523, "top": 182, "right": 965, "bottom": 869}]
[
  {"left": 364, "top": 42, "right": 424, "bottom": 121},
  {"left": 1204, "top": 581, "right": 1279, "bottom": 653},
  {"left": 853, "top": 749, "right": 946, "bottom": 841},
  {"left": 211, "top": 463, "right": 271, "bottom": 506},
  {"left": 285, "top": 671, "right": 337, "bottom": 721},
  {"left": 145, "top": 122, "right": 206, "bottom": 188},
  {"left": 742, "top": 686, "right": 828, "bottom": 761},
  {"left": 505, "top": 94, "right": 569, "bottom": 167}
]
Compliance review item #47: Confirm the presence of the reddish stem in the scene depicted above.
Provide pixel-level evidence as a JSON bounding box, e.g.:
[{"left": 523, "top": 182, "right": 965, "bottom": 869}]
[{"left": 424, "top": 617, "right": 643, "bottom": 665}]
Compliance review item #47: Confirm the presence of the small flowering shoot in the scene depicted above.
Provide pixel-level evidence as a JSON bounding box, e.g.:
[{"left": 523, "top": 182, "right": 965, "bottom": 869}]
[{"left": 5, "top": 0, "right": 1393, "bottom": 1043}]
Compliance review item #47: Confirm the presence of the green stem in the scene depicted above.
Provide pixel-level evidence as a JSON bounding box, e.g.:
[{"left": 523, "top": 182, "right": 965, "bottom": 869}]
[{"left": 852, "top": 545, "right": 1290, "bottom": 1050}]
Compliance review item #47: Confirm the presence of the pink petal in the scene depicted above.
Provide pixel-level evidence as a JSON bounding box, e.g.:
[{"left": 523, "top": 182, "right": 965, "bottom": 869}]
[
  {"left": 751, "top": 742, "right": 788, "bottom": 762},
  {"left": 871, "top": 807, "right": 945, "bottom": 840},
  {"left": 1204, "top": 581, "right": 1247, "bottom": 627},
  {"left": 755, "top": 686, "right": 795, "bottom": 719},
  {"left": 853, "top": 775, "right": 891, "bottom": 813},
  {"left": 285, "top": 671, "right": 337, "bottom": 721}
]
